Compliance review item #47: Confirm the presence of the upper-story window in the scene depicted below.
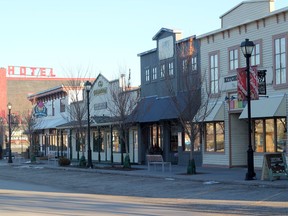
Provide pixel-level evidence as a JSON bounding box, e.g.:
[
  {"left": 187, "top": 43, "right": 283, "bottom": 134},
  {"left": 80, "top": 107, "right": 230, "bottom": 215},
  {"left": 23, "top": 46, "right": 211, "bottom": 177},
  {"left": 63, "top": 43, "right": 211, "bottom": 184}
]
[
  {"left": 274, "top": 36, "right": 286, "bottom": 85},
  {"left": 182, "top": 59, "right": 188, "bottom": 73},
  {"left": 209, "top": 51, "right": 219, "bottom": 94},
  {"left": 251, "top": 43, "right": 260, "bottom": 66},
  {"left": 52, "top": 100, "right": 55, "bottom": 116},
  {"left": 60, "top": 98, "right": 65, "bottom": 113},
  {"left": 160, "top": 64, "right": 165, "bottom": 78},
  {"left": 145, "top": 68, "right": 150, "bottom": 82},
  {"left": 191, "top": 56, "right": 197, "bottom": 71},
  {"left": 228, "top": 47, "right": 239, "bottom": 72},
  {"left": 168, "top": 62, "right": 174, "bottom": 76},
  {"left": 152, "top": 67, "right": 157, "bottom": 80}
]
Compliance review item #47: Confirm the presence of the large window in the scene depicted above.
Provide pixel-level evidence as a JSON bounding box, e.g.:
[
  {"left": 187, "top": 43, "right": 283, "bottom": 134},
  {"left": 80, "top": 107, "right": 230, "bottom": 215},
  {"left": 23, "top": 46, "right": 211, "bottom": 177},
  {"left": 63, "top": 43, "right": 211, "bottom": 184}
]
[
  {"left": 170, "top": 125, "right": 178, "bottom": 152},
  {"left": 209, "top": 52, "right": 219, "bottom": 94},
  {"left": 205, "top": 122, "right": 224, "bottom": 152},
  {"left": 182, "top": 59, "right": 188, "bottom": 73},
  {"left": 93, "top": 131, "right": 103, "bottom": 152},
  {"left": 184, "top": 124, "right": 201, "bottom": 152},
  {"left": 254, "top": 118, "right": 286, "bottom": 153},
  {"left": 251, "top": 43, "right": 260, "bottom": 66},
  {"left": 191, "top": 56, "right": 197, "bottom": 71},
  {"left": 112, "top": 131, "right": 120, "bottom": 152},
  {"left": 145, "top": 68, "right": 150, "bottom": 82},
  {"left": 274, "top": 36, "right": 286, "bottom": 85},
  {"left": 152, "top": 67, "right": 157, "bottom": 80},
  {"left": 148, "top": 125, "right": 163, "bottom": 154},
  {"left": 60, "top": 99, "right": 65, "bottom": 113},
  {"left": 168, "top": 62, "right": 174, "bottom": 76},
  {"left": 160, "top": 64, "right": 165, "bottom": 78},
  {"left": 229, "top": 48, "right": 238, "bottom": 71}
]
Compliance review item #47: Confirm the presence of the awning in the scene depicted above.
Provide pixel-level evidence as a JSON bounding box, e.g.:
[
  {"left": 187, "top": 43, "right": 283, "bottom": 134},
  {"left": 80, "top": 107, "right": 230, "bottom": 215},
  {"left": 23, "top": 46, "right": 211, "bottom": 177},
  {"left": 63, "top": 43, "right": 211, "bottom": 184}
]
[
  {"left": 239, "top": 96, "right": 286, "bottom": 119},
  {"left": 195, "top": 102, "right": 224, "bottom": 122},
  {"left": 34, "top": 117, "right": 67, "bottom": 130},
  {"left": 133, "top": 96, "right": 179, "bottom": 123}
]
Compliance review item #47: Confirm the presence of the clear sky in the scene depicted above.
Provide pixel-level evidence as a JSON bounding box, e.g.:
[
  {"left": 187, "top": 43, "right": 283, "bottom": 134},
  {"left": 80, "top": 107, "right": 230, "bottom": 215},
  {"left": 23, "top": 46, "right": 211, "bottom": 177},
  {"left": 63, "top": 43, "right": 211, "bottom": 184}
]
[{"left": 0, "top": 0, "right": 287, "bottom": 86}]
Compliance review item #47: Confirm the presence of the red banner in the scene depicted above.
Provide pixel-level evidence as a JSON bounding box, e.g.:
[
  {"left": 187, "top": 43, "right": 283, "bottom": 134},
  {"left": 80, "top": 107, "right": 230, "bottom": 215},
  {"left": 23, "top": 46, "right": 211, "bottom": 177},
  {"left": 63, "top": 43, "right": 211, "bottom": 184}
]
[{"left": 237, "top": 66, "right": 259, "bottom": 101}]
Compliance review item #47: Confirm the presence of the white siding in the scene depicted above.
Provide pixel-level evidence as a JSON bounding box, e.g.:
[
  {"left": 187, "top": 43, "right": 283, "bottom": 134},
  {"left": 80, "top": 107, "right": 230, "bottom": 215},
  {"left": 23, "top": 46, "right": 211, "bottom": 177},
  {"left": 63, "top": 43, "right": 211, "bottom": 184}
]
[
  {"left": 221, "top": 1, "right": 273, "bottom": 28},
  {"left": 200, "top": 6, "right": 288, "bottom": 167}
]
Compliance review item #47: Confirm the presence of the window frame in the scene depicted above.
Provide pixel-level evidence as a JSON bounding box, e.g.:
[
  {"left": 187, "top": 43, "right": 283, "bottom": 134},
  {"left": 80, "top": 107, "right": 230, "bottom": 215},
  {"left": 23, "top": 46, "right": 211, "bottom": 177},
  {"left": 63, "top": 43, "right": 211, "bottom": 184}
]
[
  {"left": 191, "top": 56, "right": 197, "bottom": 71},
  {"left": 209, "top": 51, "right": 220, "bottom": 95},
  {"left": 204, "top": 121, "right": 225, "bottom": 153},
  {"left": 228, "top": 45, "right": 239, "bottom": 72},
  {"left": 152, "top": 66, "right": 157, "bottom": 80},
  {"left": 251, "top": 39, "right": 262, "bottom": 66},
  {"left": 253, "top": 118, "right": 286, "bottom": 153},
  {"left": 273, "top": 33, "right": 287, "bottom": 88},
  {"left": 145, "top": 67, "right": 150, "bottom": 82},
  {"left": 168, "top": 62, "right": 174, "bottom": 76}
]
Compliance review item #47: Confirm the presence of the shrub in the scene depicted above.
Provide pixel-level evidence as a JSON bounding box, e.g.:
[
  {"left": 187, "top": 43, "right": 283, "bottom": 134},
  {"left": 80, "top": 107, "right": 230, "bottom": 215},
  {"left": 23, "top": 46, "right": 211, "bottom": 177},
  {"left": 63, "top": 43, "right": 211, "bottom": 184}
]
[{"left": 58, "top": 157, "right": 71, "bottom": 166}]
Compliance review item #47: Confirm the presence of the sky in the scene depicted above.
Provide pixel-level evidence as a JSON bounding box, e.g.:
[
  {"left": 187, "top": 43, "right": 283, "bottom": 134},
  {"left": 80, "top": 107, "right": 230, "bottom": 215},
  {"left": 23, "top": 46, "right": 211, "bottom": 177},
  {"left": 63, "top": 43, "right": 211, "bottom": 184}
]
[{"left": 0, "top": 0, "right": 287, "bottom": 86}]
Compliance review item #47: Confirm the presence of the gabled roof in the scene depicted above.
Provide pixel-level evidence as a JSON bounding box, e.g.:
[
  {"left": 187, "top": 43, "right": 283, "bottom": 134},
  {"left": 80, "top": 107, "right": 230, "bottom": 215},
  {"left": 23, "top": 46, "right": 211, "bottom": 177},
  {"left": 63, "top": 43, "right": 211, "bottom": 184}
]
[
  {"left": 198, "top": 2, "right": 288, "bottom": 39},
  {"left": 152, "top": 28, "right": 182, "bottom": 41}
]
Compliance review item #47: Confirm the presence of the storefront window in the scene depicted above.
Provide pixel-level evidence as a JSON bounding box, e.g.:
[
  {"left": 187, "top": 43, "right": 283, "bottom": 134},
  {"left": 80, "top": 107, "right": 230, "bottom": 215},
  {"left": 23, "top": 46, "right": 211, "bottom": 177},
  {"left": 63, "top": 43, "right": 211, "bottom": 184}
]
[
  {"left": 112, "top": 131, "right": 120, "bottom": 153},
  {"left": 277, "top": 118, "right": 286, "bottom": 152},
  {"left": 93, "top": 131, "right": 103, "bottom": 152},
  {"left": 254, "top": 120, "right": 264, "bottom": 152},
  {"left": 170, "top": 125, "right": 178, "bottom": 152},
  {"left": 184, "top": 124, "right": 201, "bottom": 152},
  {"left": 205, "top": 122, "right": 224, "bottom": 152},
  {"left": 254, "top": 118, "right": 286, "bottom": 153},
  {"left": 150, "top": 125, "right": 163, "bottom": 149},
  {"left": 265, "top": 119, "right": 274, "bottom": 152}
]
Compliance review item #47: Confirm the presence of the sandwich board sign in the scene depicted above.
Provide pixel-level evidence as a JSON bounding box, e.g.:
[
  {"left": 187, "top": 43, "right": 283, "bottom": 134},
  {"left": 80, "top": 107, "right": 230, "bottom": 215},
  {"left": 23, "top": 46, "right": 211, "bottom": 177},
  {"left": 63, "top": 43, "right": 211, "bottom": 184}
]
[{"left": 261, "top": 153, "right": 288, "bottom": 181}]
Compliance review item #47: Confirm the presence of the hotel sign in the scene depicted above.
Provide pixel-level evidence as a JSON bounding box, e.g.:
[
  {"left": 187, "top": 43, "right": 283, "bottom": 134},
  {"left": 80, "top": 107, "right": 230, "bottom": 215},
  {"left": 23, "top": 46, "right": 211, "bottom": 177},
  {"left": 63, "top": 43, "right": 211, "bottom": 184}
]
[{"left": 7, "top": 66, "right": 56, "bottom": 78}]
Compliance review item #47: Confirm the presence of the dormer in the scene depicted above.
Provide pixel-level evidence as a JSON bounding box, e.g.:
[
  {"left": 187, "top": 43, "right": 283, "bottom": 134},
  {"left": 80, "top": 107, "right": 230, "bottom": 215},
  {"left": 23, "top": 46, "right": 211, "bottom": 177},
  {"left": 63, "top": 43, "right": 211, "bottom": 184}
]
[
  {"left": 152, "top": 28, "right": 182, "bottom": 61},
  {"left": 220, "top": 0, "right": 275, "bottom": 28}
]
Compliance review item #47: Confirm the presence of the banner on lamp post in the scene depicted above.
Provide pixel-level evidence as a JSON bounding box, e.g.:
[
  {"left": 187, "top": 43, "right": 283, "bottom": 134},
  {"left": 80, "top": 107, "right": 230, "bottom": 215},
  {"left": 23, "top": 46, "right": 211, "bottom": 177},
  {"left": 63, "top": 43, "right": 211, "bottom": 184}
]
[{"left": 237, "top": 66, "right": 259, "bottom": 101}]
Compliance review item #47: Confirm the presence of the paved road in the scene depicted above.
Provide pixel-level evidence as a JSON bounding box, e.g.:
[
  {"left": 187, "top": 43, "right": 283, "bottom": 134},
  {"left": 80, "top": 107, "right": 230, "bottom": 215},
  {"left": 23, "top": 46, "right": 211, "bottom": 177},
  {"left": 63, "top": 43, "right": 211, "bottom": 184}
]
[{"left": 1, "top": 164, "right": 288, "bottom": 215}]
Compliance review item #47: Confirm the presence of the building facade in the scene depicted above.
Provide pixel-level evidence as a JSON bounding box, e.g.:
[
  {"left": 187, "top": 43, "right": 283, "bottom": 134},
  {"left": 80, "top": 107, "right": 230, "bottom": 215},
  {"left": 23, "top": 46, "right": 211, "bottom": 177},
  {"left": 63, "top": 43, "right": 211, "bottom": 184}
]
[
  {"left": 0, "top": 66, "right": 79, "bottom": 155},
  {"left": 137, "top": 28, "right": 202, "bottom": 166},
  {"left": 198, "top": 0, "right": 288, "bottom": 168}
]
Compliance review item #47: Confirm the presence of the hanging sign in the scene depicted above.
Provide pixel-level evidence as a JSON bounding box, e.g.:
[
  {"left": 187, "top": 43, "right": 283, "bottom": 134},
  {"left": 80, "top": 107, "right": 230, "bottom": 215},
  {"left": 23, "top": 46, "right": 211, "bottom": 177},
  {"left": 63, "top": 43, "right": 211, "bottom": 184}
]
[
  {"left": 258, "top": 70, "right": 267, "bottom": 95},
  {"left": 237, "top": 66, "right": 259, "bottom": 101}
]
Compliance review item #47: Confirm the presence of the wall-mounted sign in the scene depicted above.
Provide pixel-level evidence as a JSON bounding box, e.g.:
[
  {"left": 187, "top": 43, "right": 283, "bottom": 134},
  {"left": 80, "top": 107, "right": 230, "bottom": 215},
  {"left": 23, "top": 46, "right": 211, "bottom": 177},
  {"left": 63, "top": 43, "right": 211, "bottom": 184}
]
[
  {"left": 93, "top": 87, "right": 107, "bottom": 95},
  {"left": 33, "top": 101, "right": 47, "bottom": 118},
  {"left": 7, "top": 66, "right": 56, "bottom": 78}
]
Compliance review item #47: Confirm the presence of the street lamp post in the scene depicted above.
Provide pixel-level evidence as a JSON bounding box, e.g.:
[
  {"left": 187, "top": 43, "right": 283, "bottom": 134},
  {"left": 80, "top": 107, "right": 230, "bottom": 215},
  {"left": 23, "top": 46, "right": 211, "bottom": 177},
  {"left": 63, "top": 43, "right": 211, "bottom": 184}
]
[
  {"left": 7, "top": 103, "right": 13, "bottom": 163},
  {"left": 240, "top": 39, "right": 256, "bottom": 180},
  {"left": 85, "top": 80, "right": 93, "bottom": 168}
]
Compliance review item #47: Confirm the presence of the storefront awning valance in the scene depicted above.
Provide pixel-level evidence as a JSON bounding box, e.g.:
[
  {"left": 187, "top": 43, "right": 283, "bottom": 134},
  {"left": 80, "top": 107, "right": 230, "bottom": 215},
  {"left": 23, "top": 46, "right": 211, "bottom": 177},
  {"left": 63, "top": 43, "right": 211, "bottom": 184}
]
[
  {"left": 133, "top": 96, "right": 179, "bottom": 123},
  {"left": 239, "top": 95, "right": 286, "bottom": 119},
  {"left": 195, "top": 102, "right": 224, "bottom": 122},
  {"left": 34, "top": 117, "right": 67, "bottom": 130}
]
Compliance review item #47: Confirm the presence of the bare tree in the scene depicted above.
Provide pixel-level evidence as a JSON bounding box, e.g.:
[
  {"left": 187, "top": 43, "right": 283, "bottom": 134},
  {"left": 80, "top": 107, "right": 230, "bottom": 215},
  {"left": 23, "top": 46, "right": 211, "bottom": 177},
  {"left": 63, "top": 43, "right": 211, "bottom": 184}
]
[
  {"left": 108, "top": 70, "right": 140, "bottom": 168},
  {"left": 22, "top": 109, "right": 41, "bottom": 162},
  {"left": 61, "top": 67, "right": 95, "bottom": 166},
  {"left": 166, "top": 37, "right": 218, "bottom": 174}
]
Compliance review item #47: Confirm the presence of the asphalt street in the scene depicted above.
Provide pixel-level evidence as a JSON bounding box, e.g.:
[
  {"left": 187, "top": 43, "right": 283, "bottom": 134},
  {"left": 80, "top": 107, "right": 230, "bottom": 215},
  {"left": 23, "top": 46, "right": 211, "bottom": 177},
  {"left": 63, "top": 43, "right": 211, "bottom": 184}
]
[{"left": 0, "top": 162, "right": 288, "bottom": 215}]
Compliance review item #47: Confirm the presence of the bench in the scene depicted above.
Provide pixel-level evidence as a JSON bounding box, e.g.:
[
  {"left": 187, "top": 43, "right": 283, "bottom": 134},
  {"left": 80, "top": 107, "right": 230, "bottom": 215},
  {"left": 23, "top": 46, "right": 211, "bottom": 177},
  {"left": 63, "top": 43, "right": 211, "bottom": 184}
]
[
  {"left": 48, "top": 153, "right": 58, "bottom": 165},
  {"left": 146, "top": 154, "right": 171, "bottom": 172}
]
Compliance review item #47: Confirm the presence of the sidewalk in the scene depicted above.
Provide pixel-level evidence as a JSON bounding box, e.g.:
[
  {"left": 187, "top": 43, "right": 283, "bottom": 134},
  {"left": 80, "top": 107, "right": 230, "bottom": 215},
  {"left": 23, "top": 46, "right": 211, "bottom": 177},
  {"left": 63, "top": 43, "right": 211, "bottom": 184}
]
[{"left": 2, "top": 158, "right": 288, "bottom": 188}]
